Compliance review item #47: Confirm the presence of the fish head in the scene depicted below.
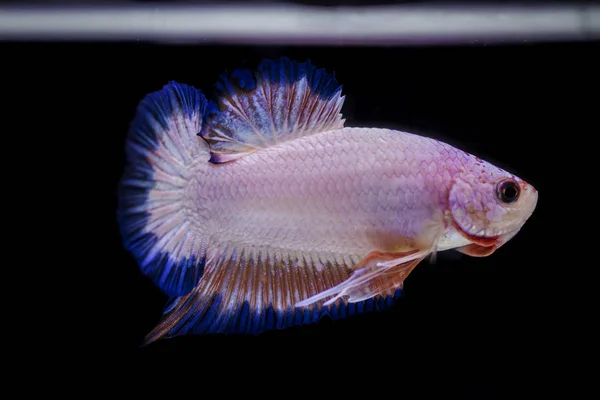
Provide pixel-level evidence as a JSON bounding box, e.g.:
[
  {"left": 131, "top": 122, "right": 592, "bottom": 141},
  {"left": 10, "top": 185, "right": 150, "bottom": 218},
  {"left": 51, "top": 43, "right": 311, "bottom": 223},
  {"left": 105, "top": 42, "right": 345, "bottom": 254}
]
[{"left": 448, "top": 157, "right": 538, "bottom": 251}]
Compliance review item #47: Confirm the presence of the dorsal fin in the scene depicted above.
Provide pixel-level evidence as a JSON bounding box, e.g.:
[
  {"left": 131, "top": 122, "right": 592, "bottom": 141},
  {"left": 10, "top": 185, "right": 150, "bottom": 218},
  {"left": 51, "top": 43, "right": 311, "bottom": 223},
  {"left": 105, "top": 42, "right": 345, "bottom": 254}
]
[{"left": 199, "top": 57, "right": 346, "bottom": 164}]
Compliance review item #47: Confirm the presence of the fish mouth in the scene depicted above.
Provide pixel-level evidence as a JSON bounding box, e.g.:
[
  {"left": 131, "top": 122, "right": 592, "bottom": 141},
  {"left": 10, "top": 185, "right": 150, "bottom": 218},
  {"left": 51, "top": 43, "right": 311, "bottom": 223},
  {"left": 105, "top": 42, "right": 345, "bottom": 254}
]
[
  {"left": 450, "top": 218, "right": 499, "bottom": 248},
  {"left": 448, "top": 181, "right": 538, "bottom": 250},
  {"left": 451, "top": 216, "right": 525, "bottom": 252}
]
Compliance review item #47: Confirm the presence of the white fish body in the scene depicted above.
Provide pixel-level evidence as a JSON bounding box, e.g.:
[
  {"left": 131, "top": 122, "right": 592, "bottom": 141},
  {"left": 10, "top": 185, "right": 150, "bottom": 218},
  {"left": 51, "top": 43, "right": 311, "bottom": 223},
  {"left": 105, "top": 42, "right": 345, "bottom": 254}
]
[
  {"left": 118, "top": 58, "right": 538, "bottom": 344},
  {"left": 194, "top": 128, "right": 457, "bottom": 256}
]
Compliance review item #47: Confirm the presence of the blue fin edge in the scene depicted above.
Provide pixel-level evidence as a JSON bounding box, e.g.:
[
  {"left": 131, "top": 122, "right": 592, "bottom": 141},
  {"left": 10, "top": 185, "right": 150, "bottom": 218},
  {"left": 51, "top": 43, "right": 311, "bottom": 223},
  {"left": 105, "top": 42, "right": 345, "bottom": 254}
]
[
  {"left": 145, "top": 289, "right": 403, "bottom": 344},
  {"left": 118, "top": 82, "right": 210, "bottom": 296}
]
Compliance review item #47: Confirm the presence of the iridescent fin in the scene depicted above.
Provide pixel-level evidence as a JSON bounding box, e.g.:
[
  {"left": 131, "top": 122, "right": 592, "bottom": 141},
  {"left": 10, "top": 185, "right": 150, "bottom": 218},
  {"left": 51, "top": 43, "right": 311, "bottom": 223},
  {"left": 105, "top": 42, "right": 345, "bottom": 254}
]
[
  {"left": 456, "top": 243, "right": 497, "bottom": 257},
  {"left": 118, "top": 82, "right": 211, "bottom": 296},
  {"left": 295, "top": 249, "right": 430, "bottom": 308},
  {"left": 143, "top": 247, "right": 400, "bottom": 345},
  {"left": 200, "top": 57, "right": 345, "bottom": 164},
  {"left": 340, "top": 256, "right": 424, "bottom": 303}
]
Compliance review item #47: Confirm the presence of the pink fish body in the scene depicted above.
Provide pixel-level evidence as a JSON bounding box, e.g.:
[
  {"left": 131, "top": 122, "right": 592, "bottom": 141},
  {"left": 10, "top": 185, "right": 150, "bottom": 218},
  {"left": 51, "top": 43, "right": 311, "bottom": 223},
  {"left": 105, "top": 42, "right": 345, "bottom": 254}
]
[{"left": 118, "top": 58, "right": 538, "bottom": 344}]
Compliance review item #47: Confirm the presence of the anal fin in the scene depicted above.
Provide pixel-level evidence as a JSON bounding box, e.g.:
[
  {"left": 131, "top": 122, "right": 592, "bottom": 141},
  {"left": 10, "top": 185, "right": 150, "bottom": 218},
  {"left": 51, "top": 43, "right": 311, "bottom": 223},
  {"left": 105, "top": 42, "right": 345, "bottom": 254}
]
[
  {"left": 143, "top": 247, "right": 401, "bottom": 345},
  {"left": 295, "top": 249, "right": 430, "bottom": 308}
]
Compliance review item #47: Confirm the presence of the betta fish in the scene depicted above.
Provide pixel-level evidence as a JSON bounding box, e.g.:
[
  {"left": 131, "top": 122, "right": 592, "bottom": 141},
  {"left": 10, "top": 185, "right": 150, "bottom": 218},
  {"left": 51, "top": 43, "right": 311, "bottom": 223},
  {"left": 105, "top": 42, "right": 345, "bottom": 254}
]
[{"left": 118, "top": 57, "right": 538, "bottom": 345}]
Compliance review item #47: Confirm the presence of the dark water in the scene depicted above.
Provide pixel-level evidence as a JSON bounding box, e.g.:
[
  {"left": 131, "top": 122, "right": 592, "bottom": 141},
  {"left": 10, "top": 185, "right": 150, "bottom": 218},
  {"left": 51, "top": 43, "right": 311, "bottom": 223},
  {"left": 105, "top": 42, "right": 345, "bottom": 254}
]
[{"left": 11, "top": 39, "right": 596, "bottom": 395}]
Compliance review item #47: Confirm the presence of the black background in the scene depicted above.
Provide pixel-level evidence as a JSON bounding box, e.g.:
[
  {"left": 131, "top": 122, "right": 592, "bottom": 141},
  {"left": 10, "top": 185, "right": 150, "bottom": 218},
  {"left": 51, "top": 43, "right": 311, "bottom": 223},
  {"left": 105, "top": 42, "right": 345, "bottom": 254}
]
[{"left": 7, "top": 38, "right": 596, "bottom": 396}]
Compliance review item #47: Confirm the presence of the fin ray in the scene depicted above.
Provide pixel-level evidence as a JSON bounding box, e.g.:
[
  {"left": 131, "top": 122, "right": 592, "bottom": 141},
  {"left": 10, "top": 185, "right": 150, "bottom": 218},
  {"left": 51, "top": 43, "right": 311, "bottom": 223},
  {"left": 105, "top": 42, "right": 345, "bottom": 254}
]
[
  {"left": 143, "top": 247, "right": 401, "bottom": 344},
  {"left": 118, "top": 82, "right": 211, "bottom": 296},
  {"left": 200, "top": 57, "right": 345, "bottom": 164},
  {"left": 295, "top": 249, "right": 431, "bottom": 308}
]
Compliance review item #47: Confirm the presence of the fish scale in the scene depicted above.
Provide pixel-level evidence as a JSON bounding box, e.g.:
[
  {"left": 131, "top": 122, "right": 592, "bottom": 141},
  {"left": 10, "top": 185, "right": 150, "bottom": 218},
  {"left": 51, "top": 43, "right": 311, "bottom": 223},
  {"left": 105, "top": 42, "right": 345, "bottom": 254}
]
[
  {"left": 197, "top": 128, "right": 442, "bottom": 256},
  {"left": 118, "top": 58, "right": 537, "bottom": 344}
]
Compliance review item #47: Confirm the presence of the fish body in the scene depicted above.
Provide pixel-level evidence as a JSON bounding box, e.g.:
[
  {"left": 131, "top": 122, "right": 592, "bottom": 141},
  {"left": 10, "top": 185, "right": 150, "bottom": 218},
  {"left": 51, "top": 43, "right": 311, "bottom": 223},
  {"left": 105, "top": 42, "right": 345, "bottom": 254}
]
[
  {"left": 190, "top": 127, "right": 500, "bottom": 256},
  {"left": 118, "top": 58, "right": 538, "bottom": 344}
]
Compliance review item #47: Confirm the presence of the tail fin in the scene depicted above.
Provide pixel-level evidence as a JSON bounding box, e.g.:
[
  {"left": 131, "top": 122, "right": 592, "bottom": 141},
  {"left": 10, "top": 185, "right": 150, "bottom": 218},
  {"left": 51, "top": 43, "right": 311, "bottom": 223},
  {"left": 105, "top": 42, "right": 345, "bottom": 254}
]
[{"left": 118, "top": 82, "right": 211, "bottom": 296}]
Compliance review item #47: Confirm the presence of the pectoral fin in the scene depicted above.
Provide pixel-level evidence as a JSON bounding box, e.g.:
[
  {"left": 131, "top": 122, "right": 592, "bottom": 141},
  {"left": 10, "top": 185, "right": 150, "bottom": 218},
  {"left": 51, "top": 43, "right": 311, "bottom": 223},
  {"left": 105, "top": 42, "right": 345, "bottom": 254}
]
[{"left": 295, "top": 249, "right": 430, "bottom": 308}]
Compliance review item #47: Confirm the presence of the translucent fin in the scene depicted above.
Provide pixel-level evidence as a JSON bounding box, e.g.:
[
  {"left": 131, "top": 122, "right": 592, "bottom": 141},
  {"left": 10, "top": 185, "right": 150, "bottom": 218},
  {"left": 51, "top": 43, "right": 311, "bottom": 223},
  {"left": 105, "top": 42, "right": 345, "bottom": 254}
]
[
  {"left": 118, "top": 82, "right": 211, "bottom": 296},
  {"left": 200, "top": 57, "right": 345, "bottom": 164},
  {"left": 296, "top": 249, "right": 430, "bottom": 308},
  {"left": 342, "top": 258, "right": 423, "bottom": 303},
  {"left": 143, "top": 247, "right": 400, "bottom": 344}
]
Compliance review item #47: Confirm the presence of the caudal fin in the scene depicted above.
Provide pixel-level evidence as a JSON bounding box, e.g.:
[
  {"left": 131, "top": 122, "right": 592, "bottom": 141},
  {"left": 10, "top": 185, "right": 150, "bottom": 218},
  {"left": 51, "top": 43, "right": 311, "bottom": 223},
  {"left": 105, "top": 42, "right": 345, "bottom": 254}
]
[{"left": 118, "top": 82, "right": 211, "bottom": 296}]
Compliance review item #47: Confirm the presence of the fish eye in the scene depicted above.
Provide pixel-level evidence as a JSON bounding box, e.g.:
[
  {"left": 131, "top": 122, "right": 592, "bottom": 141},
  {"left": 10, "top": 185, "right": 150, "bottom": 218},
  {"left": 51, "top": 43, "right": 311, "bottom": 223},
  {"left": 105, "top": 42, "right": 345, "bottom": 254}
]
[{"left": 496, "top": 179, "right": 520, "bottom": 204}]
